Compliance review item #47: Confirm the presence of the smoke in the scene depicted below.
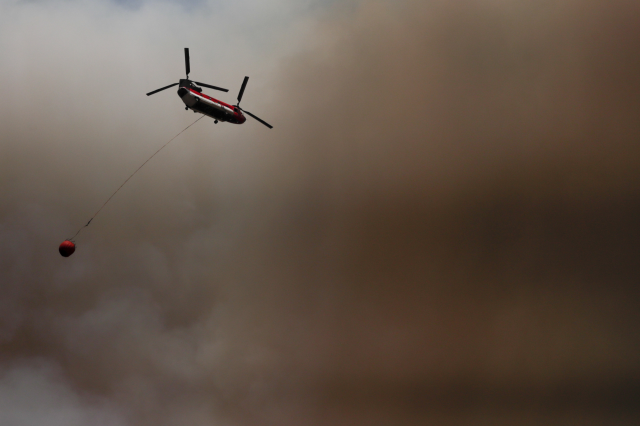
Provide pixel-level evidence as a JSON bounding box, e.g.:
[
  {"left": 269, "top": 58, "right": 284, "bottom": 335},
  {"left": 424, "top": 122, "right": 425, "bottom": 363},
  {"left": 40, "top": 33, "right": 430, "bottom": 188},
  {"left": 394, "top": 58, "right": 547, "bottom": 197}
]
[
  {"left": 0, "top": 361, "right": 125, "bottom": 426},
  {"left": 1, "top": 0, "right": 640, "bottom": 425}
]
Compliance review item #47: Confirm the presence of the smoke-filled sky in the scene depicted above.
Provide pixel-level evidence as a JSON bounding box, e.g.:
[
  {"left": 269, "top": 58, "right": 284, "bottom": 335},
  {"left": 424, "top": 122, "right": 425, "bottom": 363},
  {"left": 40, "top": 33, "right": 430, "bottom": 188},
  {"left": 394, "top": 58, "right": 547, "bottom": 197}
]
[{"left": 1, "top": 0, "right": 640, "bottom": 425}]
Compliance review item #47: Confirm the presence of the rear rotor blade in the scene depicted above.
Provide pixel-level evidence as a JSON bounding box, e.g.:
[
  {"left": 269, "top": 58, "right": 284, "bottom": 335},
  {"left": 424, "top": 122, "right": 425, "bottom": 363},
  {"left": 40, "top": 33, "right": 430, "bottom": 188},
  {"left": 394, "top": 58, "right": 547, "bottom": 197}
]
[
  {"left": 237, "top": 76, "right": 249, "bottom": 104},
  {"left": 146, "top": 82, "right": 178, "bottom": 96},
  {"left": 240, "top": 108, "right": 273, "bottom": 129},
  {"left": 184, "top": 48, "right": 190, "bottom": 78},
  {"left": 193, "top": 81, "right": 229, "bottom": 92}
]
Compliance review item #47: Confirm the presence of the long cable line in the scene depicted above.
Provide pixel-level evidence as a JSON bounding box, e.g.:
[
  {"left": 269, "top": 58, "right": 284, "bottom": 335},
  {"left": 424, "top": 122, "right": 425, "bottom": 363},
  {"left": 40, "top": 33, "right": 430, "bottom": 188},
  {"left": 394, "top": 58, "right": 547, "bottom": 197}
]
[{"left": 69, "top": 115, "right": 205, "bottom": 240}]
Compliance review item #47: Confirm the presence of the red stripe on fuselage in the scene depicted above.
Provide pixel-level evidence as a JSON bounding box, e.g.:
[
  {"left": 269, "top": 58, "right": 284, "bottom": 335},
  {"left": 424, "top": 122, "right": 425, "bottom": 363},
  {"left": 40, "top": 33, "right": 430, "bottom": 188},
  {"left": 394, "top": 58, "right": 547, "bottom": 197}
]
[
  {"left": 188, "top": 88, "right": 234, "bottom": 110},
  {"left": 187, "top": 88, "right": 245, "bottom": 124}
]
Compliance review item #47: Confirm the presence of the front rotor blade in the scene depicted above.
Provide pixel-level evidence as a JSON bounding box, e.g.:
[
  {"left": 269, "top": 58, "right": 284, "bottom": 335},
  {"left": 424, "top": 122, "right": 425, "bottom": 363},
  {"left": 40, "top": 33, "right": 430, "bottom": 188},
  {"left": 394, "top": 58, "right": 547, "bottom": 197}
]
[
  {"left": 237, "top": 76, "right": 249, "bottom": 104},
  {"left": 184, "top": 48, "right": 190, "bottom": 77},
  {"left": 193, "top": 81, "right": 229, "bottom": 92},
  {"left": 146, "top": 82, "right": 178, "bottom": 96},
  {"left": 241, "top": 108, "right": 273, "bottom": 129}
]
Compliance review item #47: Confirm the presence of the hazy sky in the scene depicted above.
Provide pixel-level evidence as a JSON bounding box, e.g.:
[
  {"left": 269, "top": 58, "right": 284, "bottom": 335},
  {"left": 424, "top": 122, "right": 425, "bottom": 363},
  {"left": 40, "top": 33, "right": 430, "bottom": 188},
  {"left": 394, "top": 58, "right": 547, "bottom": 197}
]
[{"left": 1, "top": 1, "right": 639, "bottom": 425}]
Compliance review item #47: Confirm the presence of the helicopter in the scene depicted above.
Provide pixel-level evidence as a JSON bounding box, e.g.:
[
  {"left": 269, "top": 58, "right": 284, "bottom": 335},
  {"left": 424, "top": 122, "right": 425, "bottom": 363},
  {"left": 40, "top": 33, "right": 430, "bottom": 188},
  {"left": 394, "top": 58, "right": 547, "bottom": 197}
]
[{"left": 146, "top": 48, "right": 272, "bottom": 129}]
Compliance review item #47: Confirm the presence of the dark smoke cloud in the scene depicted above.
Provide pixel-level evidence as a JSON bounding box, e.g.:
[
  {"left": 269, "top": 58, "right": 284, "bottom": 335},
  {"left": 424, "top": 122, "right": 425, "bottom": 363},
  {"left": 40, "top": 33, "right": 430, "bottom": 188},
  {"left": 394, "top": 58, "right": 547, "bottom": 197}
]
[{"left": 1, "top": 0, "right": 640, "bottom": 425}]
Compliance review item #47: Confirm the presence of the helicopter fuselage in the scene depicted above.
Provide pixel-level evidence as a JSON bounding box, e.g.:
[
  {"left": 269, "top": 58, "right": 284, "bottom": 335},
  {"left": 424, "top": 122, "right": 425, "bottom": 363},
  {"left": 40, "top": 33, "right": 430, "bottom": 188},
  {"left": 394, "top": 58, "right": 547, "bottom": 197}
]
[{"left": 177, "top": 80, "right": 246, "bottom": 124}]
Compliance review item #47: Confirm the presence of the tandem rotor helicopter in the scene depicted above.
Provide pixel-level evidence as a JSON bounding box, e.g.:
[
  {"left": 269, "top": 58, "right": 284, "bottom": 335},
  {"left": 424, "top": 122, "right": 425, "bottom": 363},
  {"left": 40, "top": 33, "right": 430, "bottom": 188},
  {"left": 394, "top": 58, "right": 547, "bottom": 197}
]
[{"left": 146, "top": 48, "right": 273, "bottom": 129}]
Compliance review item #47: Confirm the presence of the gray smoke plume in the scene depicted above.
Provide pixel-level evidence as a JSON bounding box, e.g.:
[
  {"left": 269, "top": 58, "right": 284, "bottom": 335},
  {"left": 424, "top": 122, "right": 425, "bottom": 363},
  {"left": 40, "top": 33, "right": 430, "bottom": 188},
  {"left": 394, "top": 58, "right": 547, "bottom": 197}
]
[{"left": 1, "top": 0, "right": 639, "bottom": 425}]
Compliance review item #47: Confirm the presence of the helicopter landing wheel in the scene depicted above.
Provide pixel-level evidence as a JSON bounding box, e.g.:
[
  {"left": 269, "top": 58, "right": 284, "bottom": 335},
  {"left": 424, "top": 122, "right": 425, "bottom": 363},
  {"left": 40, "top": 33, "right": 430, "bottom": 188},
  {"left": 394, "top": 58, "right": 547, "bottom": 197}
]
[
  {"left": 185, "top": 106, "right": 188, "bottom": 110},
  {"left": 214, "top": 120, "right": 218, "bottom": 124}
]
